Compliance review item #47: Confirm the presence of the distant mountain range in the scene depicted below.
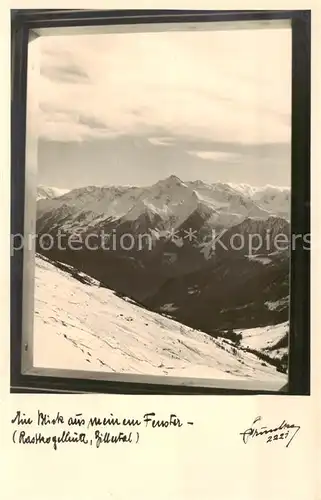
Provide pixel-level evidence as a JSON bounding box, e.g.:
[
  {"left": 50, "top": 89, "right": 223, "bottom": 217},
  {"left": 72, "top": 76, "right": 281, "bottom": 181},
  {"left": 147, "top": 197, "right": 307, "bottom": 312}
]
[
  {"left": 37, "top": 176, "right": 290, "bottom": 231},
  {"left": 35, "top": 176, "right": 290, "bottom": 335}
]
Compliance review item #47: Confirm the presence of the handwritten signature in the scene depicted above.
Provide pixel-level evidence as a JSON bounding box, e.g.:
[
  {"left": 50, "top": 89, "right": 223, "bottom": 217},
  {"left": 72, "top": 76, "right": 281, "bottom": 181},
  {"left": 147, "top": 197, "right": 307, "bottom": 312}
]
[{"left": 240, "top": 416, "right": 300, "bottom": 447}]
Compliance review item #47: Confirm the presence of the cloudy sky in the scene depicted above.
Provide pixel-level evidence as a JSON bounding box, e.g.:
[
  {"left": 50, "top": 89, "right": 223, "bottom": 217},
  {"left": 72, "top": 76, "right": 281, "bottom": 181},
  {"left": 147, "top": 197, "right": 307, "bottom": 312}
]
[{"left": 31, "top": 22, "right": 292, "bottom": 189}]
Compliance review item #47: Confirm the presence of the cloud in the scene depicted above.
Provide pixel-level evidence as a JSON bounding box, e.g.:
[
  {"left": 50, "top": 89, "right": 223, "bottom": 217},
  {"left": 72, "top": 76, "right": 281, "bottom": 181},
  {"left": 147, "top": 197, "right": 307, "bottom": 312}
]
[
  {"left": 187, "top": 150, "right": 242, "bottom": 162},
  {"left": 31, "top": 27, "right": 292, "bottom": 145},
  {"left": 41, "top": 65, "right": 90, "bottom": 84},
  {"left": 148, "top": 137, "right": 175, "bottom": 146},
  {"left": 40, "top": 44, "right": 91, "bottom": 84}
]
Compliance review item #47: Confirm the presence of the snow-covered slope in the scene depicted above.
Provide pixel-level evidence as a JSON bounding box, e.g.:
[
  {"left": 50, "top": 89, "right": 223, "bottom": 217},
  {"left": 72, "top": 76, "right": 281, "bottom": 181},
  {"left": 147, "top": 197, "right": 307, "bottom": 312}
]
[
  {"left": 33, "top": 254, "right": 286, "bottom": 384},
  {"left": 239, "top": 321, "right": 288, "bottom": 350},
  {"left": 37, "top": 185, "right": 70, "bottom": 201},
  {"left": 238, "top": 321, "right": 288, "bottom": 362}
]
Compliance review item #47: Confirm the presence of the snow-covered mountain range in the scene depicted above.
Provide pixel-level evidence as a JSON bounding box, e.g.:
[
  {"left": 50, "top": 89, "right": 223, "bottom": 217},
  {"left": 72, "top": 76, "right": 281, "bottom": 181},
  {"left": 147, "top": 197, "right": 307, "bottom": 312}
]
[
  {"left": 37, "top": 177, "right": 290, "bottom": 235},
  {"left": 34, "top": 253, "right": 287, "bottom": 387}
]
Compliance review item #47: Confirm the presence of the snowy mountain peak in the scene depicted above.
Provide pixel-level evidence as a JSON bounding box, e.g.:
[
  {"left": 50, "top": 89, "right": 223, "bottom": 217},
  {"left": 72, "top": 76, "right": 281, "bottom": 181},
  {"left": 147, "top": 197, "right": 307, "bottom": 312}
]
[
  {"left": 122, "top": 177, "right": 198, "bottom": 227},
  {"left": 37, "top": 185, "right": 70, "bottom": 201},
  {"left": 156, "top": 175, "right": 186, "bottom": 189}
]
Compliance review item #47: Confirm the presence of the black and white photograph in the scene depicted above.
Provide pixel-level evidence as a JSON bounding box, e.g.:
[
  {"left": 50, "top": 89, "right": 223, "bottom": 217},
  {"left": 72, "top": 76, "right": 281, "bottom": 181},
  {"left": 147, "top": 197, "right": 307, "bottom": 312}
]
[{"left": 22, "top": 20, "right": 295, "bottom": 390}]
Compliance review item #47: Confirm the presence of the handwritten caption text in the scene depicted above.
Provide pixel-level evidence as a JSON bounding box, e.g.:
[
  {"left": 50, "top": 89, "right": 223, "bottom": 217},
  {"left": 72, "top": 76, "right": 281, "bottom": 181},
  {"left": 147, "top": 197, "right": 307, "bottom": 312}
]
[{"left": 11, "top": 410, "right": 194, "bottom": 450}]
